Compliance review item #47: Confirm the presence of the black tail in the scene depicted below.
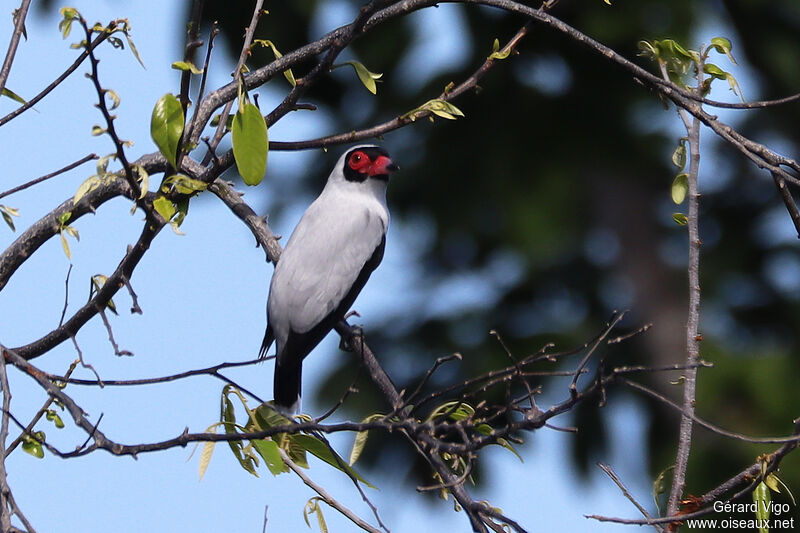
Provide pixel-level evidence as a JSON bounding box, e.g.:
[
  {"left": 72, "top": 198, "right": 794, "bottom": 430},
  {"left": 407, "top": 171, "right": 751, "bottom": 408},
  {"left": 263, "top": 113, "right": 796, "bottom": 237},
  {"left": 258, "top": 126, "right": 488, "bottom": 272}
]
[
  {"left": 259, "top": 324, "right": 274, "bottom": 360},
  {"left": 273, "top": 357, "right": 302, "bottom": 412}
]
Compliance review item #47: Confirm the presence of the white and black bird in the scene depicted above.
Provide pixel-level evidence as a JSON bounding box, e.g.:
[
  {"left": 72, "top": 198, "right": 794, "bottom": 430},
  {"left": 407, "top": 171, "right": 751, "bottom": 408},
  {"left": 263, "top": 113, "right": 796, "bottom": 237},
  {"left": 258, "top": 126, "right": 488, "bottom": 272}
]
[{"left": 260, "top": 145, "right": 398, "bottom": 412}]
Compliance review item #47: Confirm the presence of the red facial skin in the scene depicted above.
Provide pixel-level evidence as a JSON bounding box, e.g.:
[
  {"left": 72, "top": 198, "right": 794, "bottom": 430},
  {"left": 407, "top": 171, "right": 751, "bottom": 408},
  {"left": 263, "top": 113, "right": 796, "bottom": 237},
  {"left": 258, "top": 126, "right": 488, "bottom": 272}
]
[{"left": 348, "top": 151, "right": 395, "bottom": 176}]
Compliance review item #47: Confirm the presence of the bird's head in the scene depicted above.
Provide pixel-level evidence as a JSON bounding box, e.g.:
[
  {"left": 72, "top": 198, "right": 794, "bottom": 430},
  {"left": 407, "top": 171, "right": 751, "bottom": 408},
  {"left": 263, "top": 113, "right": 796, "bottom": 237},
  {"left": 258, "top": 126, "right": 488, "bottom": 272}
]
[{"left": 339, "top": 145, "right": 399, "bottom": 183}]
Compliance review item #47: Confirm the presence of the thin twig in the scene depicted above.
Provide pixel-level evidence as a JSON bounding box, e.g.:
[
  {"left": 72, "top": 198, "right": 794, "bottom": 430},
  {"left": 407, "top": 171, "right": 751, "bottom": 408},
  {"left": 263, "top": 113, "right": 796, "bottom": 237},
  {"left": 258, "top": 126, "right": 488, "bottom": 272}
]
[
  {"left": 202, "top": 0, "right": 266, "bottom": 163},
  {"left": 597, "top": 463, "right": 663, "bottom": 532},
  {"left": 70, "top": 336, "right": 103, "bottom": 386},
  {"left": 666, "top": 53, "right": 705, "bottom": 520},
  {"left": 0, "top": 154, "right": 97, "bottom": 201},
  {"left": 278, "top": 447, "right": 383, "bottom": 533},
  {"left": 58, "top": 264, "right": 73, "bottom": 328},
  {"left": 0, "top": 334, "right": 14, "bottom": 530},
  {"left": 0, "top": 0, "right": 32, "bottom": 99}
]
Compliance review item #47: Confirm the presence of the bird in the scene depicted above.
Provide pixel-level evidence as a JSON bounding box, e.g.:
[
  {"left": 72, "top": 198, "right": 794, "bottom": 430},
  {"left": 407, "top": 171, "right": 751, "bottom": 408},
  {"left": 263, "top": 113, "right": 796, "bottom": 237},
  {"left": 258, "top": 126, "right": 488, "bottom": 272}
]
[{"left": 260, "top": 145, "right": 399, "bottom": 413}]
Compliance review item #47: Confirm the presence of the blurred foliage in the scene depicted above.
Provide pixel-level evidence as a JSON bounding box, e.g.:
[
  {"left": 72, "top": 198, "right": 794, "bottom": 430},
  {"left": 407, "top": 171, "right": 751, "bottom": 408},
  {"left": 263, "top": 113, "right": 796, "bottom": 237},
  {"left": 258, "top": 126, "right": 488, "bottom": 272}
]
[{"left": 189, "top": 0, "right": 800, "bottom": 515}]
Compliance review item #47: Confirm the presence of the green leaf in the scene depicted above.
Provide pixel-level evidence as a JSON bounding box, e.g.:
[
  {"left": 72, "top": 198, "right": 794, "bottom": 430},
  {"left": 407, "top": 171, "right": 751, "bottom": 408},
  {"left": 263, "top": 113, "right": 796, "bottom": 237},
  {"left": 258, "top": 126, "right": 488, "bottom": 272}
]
[
  {"left": 704, "top": 64, "right": 744, "bottom": 100},
  {"left": 64, "top": 225, "right": 79, "bottom": 241},
  {"left": 163, "top": 174, "right": 207, "bottom": 195},
  {"left": 150, "top": 93, "right": 185, "bottom": 168},
  {"left": 671, "top": 173, "right": 689, "bottom": 205},
  {"left": 232, "top": 102, "right": 269, "bottom": 186},
  {"left": 653, "top": 465, "right": 674, "bottom": 516},
  {"left": 495, "top": 437, "right": 523, "bottom": 462},
  {"left": 220, "top": 391, "right": 258, "bottom": 477},
  {"left": 349, "top": 413, "right": 384, "bottom": 466},
  {"left": 765, "top": 473, "right": 796, "bottom": 506},
  {"left": 636, "top": 40, "right": 658, "bottom": 60},
  {"left": 334, "top": 61, "right": 383, "bottom": 94},
  {"left": 171, "top": 61, "right": 203, "bottom": 74},
  {"left": 672, "top": 213, "right": 688, "bottom": 226},
  {"left": 152, "top": 196, "right": 176, "bottom": 221},
  {"left": 709, "top": 36, "right": 736, "bottom": 65},
  {"left": 60, "top": 232, "right": 71, "bottom": 260},
  {"left": 58, "top": 7, "right": 80, "bottom": 39},
  {"left": 91, "top": 125, "right": 106, "bottom": 136},
  {"left": 420, "top": 99, "right": 465, "bottom": 121},
  {"left": 304, "top": 498, "right": 329, "bottom": 533},
  {"left": 402, "top": 98, "right": 465, "bottom": 122},
  {"left": 73, "top": 176, "right": 102, "bottom": 205},
  {"left": 253, "top": 439, "right": 287, "bottom": 476},
  {"left": 754, "top": 481, "right": 770, "bottom": 530},
  {"left": 22, "top": 434, "right": 44, "bottom": 458},
  {"left": 173, "top": 197, "right": 190, "bottom": 229},
  {"left": 91, "top": 274, "right": 117, "bottom": 314},
  {"left": 671, "top": 139, "right": 687, "bottom": 169},
  {"left": 292, "top": 435, "right": 374, "bottom": 488},
  {"left": 133, "top": 165, "right": 149, "bottom": 199},
  {"left": 488, "top": 38, "right": 511, "bottom": 61},
  {"left": 0, "top": 205, "right": 19, "bottom": 231},
  {"left": 1, "top": 87, "right": 27, "bottom": 105},
  {"left": 253, "top": 403, "right": 292, "bottom": 429},
  {"left": 45, "top": 409, "right": 65, "bottom": 429},
  {"left": 58, "top": 211, "right": 72, "bottom": 225},
  {"left": 124, "top": 33, "right": 146, "bottom": 69},
  {"left": 254, "top": 40, "right": 296, "bottom": 86},
  {"left": 198, "top": 427, "right": 216, "bottom": 481},
  {"left": 104, "top": 89, "right": 121, "bottom": 110},
  {"left": 703, "top": 63, "right": 728, "bottom": 81}
]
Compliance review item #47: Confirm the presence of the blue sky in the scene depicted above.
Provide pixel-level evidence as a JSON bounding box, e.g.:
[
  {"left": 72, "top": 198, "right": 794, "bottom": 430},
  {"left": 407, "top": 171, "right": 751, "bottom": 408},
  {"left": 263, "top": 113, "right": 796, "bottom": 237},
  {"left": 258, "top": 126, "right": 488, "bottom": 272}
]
[{"left": 0, "top": 1, "right": 675, "bottom": 531}]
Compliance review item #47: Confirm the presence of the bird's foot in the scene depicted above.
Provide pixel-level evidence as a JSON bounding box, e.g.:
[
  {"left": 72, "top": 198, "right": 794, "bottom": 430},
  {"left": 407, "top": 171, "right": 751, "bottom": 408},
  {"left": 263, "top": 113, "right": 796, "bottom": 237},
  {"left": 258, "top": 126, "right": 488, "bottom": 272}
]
[{"left": 339, "top": 324, "right": 364, "bottom": 352}]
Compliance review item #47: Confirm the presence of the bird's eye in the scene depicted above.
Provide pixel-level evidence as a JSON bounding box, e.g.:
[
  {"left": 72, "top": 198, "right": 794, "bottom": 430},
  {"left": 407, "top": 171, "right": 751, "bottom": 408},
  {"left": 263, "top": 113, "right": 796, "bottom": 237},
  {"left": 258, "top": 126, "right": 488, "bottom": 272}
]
[{"left": 348, "top": 151, "right": 369, "bottom": 171}]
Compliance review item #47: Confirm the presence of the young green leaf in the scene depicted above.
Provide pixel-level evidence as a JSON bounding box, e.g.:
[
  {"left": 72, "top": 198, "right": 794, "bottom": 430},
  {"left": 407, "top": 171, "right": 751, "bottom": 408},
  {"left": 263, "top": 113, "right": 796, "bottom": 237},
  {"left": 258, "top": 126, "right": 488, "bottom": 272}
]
[
  {"left": 22, "top": 434, "right": 44, "bottom": 458},
  {"left": 304, "top": 498, "right": 329, "bottom": 533},
  {"left": 232, "top": 102, "right": 269, "bottom": 186},
  {"left": 198, "top": 427, "right": 217, "bottom": 481},
  {"left": 60, "top": 232, "right": 71, "bottom": 260},
  {"left": 292, "top": 434, "right": 374, "bottom": 487},
  {"left": 703, "top": 64, "right": 744, "bottom": 100},
  {"left": 652, "top": 465, "right": 674, "bottom": 515},
  {"left": 334, "top": 61, "right": 383, "bottom": 94},
  {"left": 105, "top": 89, "right": 121, "bottom": 110},
  {"left": 73, "top": 176, "right": 102, "bottom": 205},
  {"left": 253, "top": 439, "right": 287, "bottom": 476},
  {"left": 753, "top": 480, "right": 770, "bottom": 531},
  {"left": 671, "top": 173, "right": 689, "bottom": 205},
  {"left": 124, "top": 33, "right": 146, "bottom": 68},
  {"left": 163, "top": 174, "right": 207, "bottom": 195},
  {"left": 423, "top": 99, "right": 465, "bottom": 120},
  {"left": 403, "top": 99, "right": 466, "bottom": 122},
  {"left": 671, "top": 140, "right": 687, "bottom": 169},
  {"left": 1, "top": 87, "right": 27, "bottom": 105},
  {"left": 672, "top": 213, "right": 688, "bottom": 226},
  {"left": 487, "top": 38, "right": 512, "bottom": 60},
  {"left": 150, "top": 93, "right": 185, "bottom": 168},
  {"left": 349, "top": 413, "right": 384, "bottom": 466},
  {"left": 45, "top": 409, "right": 65, "bottom": 429},
  {"left": 0, "top": 205, "right": 19, "bottom": 231},
  {"left": 765, "top": 472, "right": 796, "bottom": 505},
  {"left": 152, "top": 196, "right": 176, "bottom": 222},
  {"left": 59, "top": 7, "right": 81, "bottom": 39},
  {"left": 133, "top": 165, "right": 149, "bottom": 199},
  {"left": 90, "top": 274, "right": 118, "bottom": 314},
  {"left": 709, "top": 36, "right": 736, "bottom": 65},
  {"left": 171, "top": 61, "right": 203, "bottom": 74},
  {"left": 254, "top": 40, "right": 296, "bottom": 86}
]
